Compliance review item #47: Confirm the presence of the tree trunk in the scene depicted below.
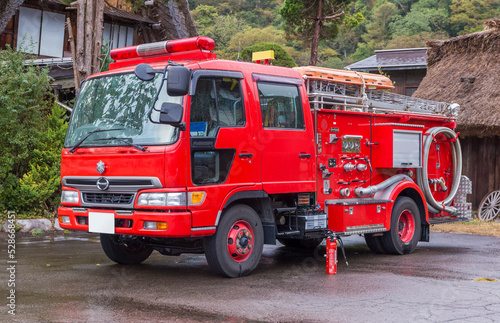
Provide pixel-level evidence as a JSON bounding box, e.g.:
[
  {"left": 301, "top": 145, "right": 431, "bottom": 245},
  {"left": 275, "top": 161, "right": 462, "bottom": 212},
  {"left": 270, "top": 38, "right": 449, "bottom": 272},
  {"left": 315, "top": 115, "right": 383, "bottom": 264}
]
[
  {"left": 72, "top": 0, "right": 104, "bottom": 87},
  {"left": 309, "top": 0, "right": 323, "bottom": 66}
]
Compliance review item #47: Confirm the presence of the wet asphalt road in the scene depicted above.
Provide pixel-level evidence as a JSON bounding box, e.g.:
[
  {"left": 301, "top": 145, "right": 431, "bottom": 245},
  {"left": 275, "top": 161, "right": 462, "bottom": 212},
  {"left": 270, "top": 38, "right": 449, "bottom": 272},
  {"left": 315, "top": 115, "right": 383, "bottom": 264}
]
[{"left": 1, "top": 231, "right": 500, "bottom": 323}]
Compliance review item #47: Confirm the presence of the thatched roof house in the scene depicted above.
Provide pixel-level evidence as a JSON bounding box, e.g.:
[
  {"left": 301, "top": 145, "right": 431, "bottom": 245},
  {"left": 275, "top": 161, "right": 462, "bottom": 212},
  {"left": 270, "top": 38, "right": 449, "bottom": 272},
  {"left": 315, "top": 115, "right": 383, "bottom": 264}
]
[
  {"left": 414, "top": 19, "right": 500, "bottom": 137},
  {"left": 414, "top": 19, "right": 500, "bottom": 209}
]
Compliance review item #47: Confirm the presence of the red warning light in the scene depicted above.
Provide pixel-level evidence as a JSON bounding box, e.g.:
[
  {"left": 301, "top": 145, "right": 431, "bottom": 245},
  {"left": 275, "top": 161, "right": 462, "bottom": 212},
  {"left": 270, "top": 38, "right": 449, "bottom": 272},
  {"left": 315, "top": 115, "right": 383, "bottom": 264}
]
[{"left": 110, "top": 36, "right": 215, "bottom": 62}]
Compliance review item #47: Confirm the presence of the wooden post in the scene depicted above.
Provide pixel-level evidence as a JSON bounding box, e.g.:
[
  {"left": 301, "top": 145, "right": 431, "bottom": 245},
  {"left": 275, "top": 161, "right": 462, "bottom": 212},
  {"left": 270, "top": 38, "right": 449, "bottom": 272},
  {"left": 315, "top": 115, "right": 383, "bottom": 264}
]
[
  {"left": 66, "top": 18, "right": 79, "bottom": 91},
  {"left": 93, "top": 1, "right": 105, "bottom": 74},
  {"left": 84, "top": 0, "right": 94, "bottom": 77},
  {"left": 76, "top": 0, "right": 85, "bottom": 82}
]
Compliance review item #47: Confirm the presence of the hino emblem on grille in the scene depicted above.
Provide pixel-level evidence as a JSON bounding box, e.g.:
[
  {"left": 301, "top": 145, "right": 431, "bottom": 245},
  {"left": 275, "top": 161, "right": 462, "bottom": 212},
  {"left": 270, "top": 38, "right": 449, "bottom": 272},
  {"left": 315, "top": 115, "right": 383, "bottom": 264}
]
[
  {"left": 97, "top": 160, "right": 106, "bottom": 174},
  {"left": 96, "top": 177, "right": 110, "bottom": 191}
]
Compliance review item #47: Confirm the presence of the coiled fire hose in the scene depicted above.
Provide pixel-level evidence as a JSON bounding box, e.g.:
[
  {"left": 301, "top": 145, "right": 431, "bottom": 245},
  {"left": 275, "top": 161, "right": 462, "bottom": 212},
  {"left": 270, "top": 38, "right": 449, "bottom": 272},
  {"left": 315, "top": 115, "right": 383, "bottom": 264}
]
[{"left": 416, "top": 127, "right": 462, "bottom": 214}]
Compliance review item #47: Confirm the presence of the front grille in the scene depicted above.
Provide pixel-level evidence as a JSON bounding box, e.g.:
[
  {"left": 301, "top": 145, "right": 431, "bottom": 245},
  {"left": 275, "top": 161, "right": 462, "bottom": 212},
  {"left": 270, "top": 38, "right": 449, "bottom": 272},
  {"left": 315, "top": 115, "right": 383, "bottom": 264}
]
[
  {"left": 66, "top": 179, "right": 153, "bottom": 186},
  {"left": 83, "top": 193, "right": 134, "bottom": 205}
]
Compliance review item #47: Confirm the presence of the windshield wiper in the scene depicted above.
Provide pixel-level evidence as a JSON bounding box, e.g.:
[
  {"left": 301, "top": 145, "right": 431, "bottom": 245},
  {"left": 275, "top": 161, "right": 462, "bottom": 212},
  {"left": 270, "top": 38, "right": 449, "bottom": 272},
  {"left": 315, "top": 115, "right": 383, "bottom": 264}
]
[
  {"left": 94, "top": 137, "right": 148, "bottom": 152},
  {"left": 69, "top": 128, "right": 124, "bottom": 153}
]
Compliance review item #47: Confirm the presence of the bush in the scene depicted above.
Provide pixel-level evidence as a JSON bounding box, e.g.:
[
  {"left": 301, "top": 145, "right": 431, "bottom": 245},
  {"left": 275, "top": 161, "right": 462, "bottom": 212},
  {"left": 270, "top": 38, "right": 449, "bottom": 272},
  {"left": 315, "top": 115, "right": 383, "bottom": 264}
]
[{"left": 0, "top": 46, "right": 68, "bottom": 218}]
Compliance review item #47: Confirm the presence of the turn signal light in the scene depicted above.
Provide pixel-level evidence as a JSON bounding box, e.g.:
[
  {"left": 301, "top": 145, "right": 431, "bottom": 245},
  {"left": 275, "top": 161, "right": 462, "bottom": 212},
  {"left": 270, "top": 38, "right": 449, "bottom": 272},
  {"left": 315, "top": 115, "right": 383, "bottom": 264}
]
[
  {"left": 189, "top": 192, "right": 206, "bottom": 205},
  {"left": 143, "top": 221, "right": 168, "bottom": 230},
  {"left": 59, "top": 216, "right": 70, "bottom": 224}
]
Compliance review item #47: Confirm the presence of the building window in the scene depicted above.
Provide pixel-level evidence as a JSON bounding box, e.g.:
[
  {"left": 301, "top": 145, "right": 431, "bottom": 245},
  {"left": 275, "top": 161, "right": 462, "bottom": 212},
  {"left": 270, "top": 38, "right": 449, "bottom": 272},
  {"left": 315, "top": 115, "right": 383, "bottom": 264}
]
[
  {"left": 17, "top": 7, "right": 66, "bottom": 57},
  {"left": 103, "top": 23, "right": 135, "bottom": 49}
]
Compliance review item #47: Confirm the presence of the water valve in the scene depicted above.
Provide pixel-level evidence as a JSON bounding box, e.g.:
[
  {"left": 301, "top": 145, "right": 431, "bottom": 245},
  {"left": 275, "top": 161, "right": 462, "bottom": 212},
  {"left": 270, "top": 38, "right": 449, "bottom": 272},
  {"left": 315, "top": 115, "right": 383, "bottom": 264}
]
[
  {"left": 339, "top": 188, "right": 350, "bottom": 197},
  {"left": 343, "top": 163, "right": 356, "bottom": 172},
  {"left": 357, "top": 163, "right": 367, "bottom": 172}
]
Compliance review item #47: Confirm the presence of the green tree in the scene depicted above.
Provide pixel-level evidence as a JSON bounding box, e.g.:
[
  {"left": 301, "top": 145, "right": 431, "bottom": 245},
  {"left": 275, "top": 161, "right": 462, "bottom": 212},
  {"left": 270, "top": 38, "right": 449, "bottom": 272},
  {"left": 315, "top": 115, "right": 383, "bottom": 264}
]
[
  {"left": 349, "top": 42, "right": 374, "bottom": 62},
  {"left": 386, "top": 31, "right": 449, "bottom": 48},
  {"left": 390, "top": 0, "right": 450, "bottom": 37},
  {"left": 0, "top": 47, "right": 67, "bottom": 217},
  {"left": 362, "top": 2, "right": 398, "bottom": 49},
  {"left": 227, "top": 26, "right": 288, "bottom": 54},
  {"left": 234, "top": 42, "right": 297, "bottom": 67},
  {"left": 191, "top": 4, "right": 219, "bottom": 33},
  {"left": 206, "top": 15, "right": 249, "bottom": 51},
  {"left": 449, "top": 0, "right": 499, "bottom": 35},
  {"left": 280, "top": 0, "right": 360, "bottom": 65}
]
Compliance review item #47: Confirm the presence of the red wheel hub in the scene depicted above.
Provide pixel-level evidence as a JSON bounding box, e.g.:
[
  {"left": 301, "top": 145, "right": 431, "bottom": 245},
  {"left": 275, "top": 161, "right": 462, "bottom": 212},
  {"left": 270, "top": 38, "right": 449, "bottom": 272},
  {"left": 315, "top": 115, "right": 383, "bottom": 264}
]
[
  {"left": 227, "top": 220, "right": 254, "bottom": 262},
  {"left": 397, "top": 210, "right": 415, "bottom": 243}
]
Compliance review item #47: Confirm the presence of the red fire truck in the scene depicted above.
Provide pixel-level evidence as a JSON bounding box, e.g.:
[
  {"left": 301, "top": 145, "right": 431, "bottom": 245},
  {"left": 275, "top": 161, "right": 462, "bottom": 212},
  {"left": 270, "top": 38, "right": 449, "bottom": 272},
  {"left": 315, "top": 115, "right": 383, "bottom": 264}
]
[{"left": 58, "top": 36, "right": 471, "bottom": 277}]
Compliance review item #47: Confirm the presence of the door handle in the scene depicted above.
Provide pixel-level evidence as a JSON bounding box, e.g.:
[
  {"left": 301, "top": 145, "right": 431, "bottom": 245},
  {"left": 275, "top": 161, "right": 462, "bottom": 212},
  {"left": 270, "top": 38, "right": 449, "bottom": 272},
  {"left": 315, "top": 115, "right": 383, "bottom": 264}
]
[
  {"left": 299, "top": 153, "right": 311, "bottom": 159},
  {"left": 239, "top": 153, "right": 253, "bottom": 158}
]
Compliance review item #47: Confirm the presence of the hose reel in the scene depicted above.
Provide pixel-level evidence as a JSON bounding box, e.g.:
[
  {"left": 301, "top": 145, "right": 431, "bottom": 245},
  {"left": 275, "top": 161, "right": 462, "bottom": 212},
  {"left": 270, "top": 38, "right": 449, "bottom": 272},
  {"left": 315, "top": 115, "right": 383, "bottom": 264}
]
[{"left": 416, "top": 127, "right": 462, "bottom": 214}]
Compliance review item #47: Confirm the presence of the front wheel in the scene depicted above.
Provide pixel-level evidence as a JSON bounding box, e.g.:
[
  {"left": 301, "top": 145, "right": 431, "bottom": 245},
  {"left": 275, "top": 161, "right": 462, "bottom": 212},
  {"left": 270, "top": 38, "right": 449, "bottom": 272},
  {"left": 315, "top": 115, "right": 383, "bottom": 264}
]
[
  {"left": 100, "top": 234, "right": 153, "bottom": 265},
  {"left": 204, "top": 204, "right": 264, "bottom": 278},
  {"left": 382, "top": 197, "right": 421, "bottom": 255},
  {"left": 364, "top": 233, "right": 386, "bottom": 254}
]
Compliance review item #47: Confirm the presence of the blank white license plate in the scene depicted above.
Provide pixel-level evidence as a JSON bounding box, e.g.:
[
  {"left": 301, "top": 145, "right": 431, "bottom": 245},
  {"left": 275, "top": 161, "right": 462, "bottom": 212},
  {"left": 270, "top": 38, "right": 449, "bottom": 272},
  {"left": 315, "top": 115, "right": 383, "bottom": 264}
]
[{"left": 88, "top": 212, "right": 115, "bottom": 234}]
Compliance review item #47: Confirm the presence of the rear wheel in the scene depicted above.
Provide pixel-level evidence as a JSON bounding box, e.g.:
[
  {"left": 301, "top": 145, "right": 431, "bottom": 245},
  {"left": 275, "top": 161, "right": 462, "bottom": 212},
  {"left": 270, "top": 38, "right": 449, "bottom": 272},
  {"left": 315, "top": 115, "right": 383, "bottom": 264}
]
[
  {"left": 278, "top": 238, "right": 323, "bottom": 249},
  {"left": 364, "top": 233, "right": 386, "bottom": 254},
  {"left": 382, "top": 197, "right": 421, "bottom": 255},
  {"left": 100, "top": 234, "right": 153, "bottom": 265},
  {"left": 204, "top": 204, "right": 264, "bottom": 277}
]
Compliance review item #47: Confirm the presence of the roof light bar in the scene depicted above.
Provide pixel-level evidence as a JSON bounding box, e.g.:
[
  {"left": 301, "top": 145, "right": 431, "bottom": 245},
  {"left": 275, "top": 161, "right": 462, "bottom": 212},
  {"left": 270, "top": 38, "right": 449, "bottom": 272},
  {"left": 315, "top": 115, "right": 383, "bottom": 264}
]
[{"left": 110, "top": 36, "right": 215, "bottom": 61}]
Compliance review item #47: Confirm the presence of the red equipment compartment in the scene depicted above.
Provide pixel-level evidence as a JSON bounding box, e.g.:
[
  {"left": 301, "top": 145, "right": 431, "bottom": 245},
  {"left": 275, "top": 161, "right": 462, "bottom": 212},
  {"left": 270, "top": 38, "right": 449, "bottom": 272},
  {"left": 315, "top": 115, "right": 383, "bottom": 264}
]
[
  {"left": 326, "top": 201, "right": 388, "bottom": 233},
  {"left": 315, "top": 110, "right": 371, "bottom": 204}
]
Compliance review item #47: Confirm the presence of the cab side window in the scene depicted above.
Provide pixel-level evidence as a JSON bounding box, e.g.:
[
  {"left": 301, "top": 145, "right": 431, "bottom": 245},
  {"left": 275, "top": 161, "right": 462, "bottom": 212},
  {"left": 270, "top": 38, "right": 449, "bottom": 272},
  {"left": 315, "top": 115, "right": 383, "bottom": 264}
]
[
  {"left": 190, "top": 78, "right": 244, "bottom": 137},
  {"left": 258, "top": 82, "right": 304, "bottom": 129}
]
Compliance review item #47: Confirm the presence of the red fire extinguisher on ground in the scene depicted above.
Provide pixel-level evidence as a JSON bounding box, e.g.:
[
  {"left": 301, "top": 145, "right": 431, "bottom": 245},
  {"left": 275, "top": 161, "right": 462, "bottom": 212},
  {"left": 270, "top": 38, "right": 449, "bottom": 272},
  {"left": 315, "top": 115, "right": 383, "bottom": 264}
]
[{"left": 326, "top": 237, "right": 337, "bottom": 275}]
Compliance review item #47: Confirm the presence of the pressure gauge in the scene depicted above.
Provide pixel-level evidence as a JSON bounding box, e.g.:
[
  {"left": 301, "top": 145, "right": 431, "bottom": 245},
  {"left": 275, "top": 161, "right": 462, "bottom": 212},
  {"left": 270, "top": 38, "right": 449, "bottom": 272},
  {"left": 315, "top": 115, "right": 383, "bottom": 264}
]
[
  {"left": 343, "top": 141, "right": 349, "bottom": 150},
  {"left": 349, "top": 141, "right": 354, "bottom": 149}
]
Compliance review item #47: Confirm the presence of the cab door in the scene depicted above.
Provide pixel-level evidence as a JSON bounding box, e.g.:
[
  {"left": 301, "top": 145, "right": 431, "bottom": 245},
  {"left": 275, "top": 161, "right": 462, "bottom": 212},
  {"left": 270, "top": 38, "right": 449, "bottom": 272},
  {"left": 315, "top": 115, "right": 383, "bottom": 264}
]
[
  {"left": 253, "top": 74, "right": 316, "bottom": 193},
  {"left": 188, "top": 71, "right": 259, "bottom": 228}
]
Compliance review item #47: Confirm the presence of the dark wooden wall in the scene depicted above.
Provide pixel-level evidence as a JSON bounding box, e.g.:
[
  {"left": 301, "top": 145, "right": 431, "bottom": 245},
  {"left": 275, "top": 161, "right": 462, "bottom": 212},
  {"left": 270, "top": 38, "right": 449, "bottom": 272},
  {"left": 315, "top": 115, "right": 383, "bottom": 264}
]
[
  {"left": 382, "top": 69, "right": 426, "bottom": 96},
  {"left": 460, "top": 136, "right": 500, "bottom": 210}
]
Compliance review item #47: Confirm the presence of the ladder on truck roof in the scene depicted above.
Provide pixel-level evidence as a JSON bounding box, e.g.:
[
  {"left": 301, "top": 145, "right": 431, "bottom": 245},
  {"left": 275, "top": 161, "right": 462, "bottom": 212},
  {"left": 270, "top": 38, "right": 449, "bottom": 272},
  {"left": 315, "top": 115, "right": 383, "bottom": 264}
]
[{"left": 295, "top": 67, "right": 459, "bottom": 117}]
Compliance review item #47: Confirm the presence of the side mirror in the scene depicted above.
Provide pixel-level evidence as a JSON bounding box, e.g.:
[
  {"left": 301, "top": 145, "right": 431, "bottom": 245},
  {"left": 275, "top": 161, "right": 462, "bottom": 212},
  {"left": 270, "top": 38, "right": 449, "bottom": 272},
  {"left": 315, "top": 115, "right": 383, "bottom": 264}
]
[
  {"left": 134, "top": 63, "right": 156, "bottom": 81},
  {"left": 167, "top": 66, "right": 190, "bottom": 96},
  {"left": 159, "top": 102, "right": 183, "bottom": 124}
]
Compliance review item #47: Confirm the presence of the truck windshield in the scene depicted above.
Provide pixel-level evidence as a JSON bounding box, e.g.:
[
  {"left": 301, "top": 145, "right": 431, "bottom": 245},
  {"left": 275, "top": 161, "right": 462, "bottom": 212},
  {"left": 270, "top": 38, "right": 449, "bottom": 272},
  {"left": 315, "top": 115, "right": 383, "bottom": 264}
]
[{"left": 64, "top": 72, "right": 182, "bottom": 148}]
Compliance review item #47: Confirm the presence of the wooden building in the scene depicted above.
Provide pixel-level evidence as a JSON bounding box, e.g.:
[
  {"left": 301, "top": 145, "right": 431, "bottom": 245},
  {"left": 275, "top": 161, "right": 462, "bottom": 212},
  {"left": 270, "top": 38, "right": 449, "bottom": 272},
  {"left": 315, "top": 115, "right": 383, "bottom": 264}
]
[
  {"left": 345, "top": 48, "right": 427, "bottom": 96},
  {"left": 413, "top": 19, "right": 500, "bottom": 209},
  {"left": 0, "top": 0, "right": 197, "bottom": 95}
]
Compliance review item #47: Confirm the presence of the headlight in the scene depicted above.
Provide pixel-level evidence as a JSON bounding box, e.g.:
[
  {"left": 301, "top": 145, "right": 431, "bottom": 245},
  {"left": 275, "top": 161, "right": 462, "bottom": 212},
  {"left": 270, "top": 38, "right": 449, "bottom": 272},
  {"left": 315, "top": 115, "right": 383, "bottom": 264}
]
[
  {"left": 61, "top": 190, "right": 79, "bottom": 204},
  {"left": 137, "top": 192, "right": 186, "bottom": 206}
]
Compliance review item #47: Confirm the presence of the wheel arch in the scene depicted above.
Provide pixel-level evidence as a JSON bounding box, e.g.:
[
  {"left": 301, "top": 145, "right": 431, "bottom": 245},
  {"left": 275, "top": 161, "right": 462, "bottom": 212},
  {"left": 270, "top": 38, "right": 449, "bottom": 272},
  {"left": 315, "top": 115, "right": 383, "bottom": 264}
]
[
  {"left": 399, "top": 187, "right": 429, "bottom": 242},
  {"left": 220, "top": 190, "right": 276, "bottom": 245},
  {"left": 374, "top": 180, "right": 429, "bottom": 242}
]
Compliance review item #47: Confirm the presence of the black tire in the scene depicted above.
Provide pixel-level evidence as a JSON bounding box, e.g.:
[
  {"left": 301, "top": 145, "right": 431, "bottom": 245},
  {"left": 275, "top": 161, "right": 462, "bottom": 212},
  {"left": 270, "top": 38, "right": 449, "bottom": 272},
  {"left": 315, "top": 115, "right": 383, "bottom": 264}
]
[
  {"left": 204, "top": 204, "right": 264, "bottom": 278},
  {"left": 100, "top": 234, "right": 153, "bottom": 265},
  {"left": 364, "top": 233, "right": 386, "bottom": 254},
  {"left": 278, "top": 238, "right": 323, "bottom": 249},
  {"left": 382, "top": 197, "right": 421, "bottom": 255}
]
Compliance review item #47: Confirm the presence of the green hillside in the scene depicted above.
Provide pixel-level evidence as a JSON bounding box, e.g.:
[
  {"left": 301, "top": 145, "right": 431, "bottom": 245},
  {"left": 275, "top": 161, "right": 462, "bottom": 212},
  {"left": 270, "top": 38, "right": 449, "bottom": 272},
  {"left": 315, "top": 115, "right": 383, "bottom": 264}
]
[{"left": 188, "top": 0, "right": 499, "bottom": 68}]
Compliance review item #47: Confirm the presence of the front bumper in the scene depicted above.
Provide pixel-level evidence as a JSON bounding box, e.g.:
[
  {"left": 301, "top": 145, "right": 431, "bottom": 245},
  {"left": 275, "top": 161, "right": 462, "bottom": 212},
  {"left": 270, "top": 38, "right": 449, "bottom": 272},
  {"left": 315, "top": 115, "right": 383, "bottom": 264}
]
[{"left": 58, "top": 207, "right": 193, "bottom": 238}]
